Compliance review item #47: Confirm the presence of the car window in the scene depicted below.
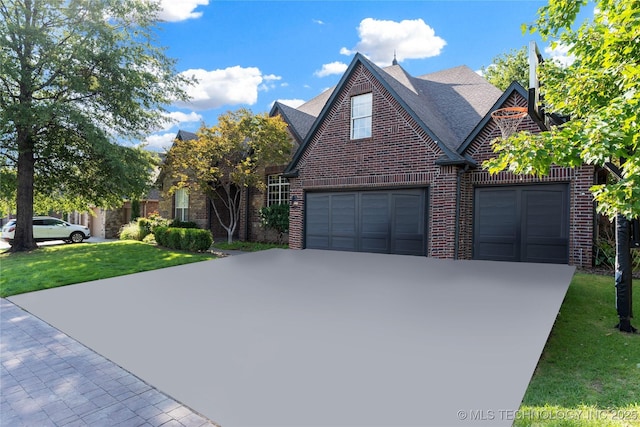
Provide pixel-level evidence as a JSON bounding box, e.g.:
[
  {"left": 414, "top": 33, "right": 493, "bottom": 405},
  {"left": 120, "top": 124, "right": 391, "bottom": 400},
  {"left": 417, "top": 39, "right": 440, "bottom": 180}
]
[{"left": 33, "top": 219, "right": 45, "bottom": 226}]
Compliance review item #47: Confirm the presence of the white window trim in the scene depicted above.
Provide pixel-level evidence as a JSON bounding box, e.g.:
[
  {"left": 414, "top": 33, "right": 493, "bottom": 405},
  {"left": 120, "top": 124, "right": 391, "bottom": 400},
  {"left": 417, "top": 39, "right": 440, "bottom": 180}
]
[
  {"left": 175, "top": 188, "right": 189, "bottom": 221},
  {"left": 350, "top": 92, "right": 372, "bottom": 140},
  {"left": 267, "top": 175, "right": 290, "bottom": 206}
]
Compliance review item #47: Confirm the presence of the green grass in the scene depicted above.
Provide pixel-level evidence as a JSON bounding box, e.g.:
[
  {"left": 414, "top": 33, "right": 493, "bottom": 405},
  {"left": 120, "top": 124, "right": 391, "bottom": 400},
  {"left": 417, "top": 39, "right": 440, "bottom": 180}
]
[
  {"left": 1, "top": 244, "right": 639, "bottom": 426},
  {"left": 0, "top": 241, "right": 216, "bottom": 297},
  {"left": 213, "top": 241, "right": 288, "bottom": 252},
  {"left": 516, "top": 273, "right": 640, "bottom": 426}
]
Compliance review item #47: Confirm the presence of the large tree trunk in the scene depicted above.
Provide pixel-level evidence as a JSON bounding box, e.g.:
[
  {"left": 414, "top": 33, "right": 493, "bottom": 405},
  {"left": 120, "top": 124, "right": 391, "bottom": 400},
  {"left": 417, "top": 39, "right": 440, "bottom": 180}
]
[{"left": 11, "top": 130, "right": 37, "bottom": 252}]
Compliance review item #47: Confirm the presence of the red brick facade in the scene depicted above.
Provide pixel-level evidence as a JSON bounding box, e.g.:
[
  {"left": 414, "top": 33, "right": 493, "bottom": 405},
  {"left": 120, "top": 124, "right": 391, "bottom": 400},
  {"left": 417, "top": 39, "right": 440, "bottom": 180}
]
[{"left": 286, "top": 63, "right": 594, "bottom": 267}]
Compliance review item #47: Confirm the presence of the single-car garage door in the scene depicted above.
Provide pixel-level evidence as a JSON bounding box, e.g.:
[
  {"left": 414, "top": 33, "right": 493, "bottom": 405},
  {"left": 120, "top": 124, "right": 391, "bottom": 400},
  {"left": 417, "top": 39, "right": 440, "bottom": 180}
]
[
  {"left": 305, "top": 189, "right": 427, "bottom": 256},
  {"left": 474, "top": 184, "right": 569, "bottom": 263}
]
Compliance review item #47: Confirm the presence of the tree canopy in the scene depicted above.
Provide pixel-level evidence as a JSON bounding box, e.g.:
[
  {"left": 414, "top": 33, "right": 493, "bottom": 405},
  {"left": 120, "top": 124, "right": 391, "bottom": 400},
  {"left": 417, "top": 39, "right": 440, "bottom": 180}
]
[
  {"left": 485, "top": 0, "right": 639, "bottom": 220},
  {"left": 481, "top": 46, "right": 530, "bottom": 91},
  {"left": 163, "top": 109, "right": 293, "bottom": 243},
  {"left": 0, "top": 0, "right": 190, "bottom": 251}
]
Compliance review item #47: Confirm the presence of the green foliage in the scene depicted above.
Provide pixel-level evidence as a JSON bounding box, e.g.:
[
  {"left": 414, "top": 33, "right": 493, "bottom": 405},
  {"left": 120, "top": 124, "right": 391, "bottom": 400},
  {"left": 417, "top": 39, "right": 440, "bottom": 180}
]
[
  {"left": 119, "top": 221, "right": 142, "bottom": 241},
  {"left": 486, "top": 0, "right": 640, "bottom": 219},
  {"left": 0, "top": 0, "right": 192, "bottom": 250},
  {"left": 154, "top": 226, "right": 213, "bottom": 252},
  {"left": 162, "top": 109, "right": 293, "bottom": 243},
  {"left": 142, "top": 233, "right": 157, "bottom": 245},
  {"left": 259, "top": 203, "right": 290, "bottom": 243},
  {"left": 169, "top": 220, "right": 200, "bottom": 229},
  {"left": 138, "top": 213, "right": 171, "bottom": 235},
  {"left": 130, "top": 199, "right": 141, "bottom": 221},
  {"left": 481, "top": 46, "right": 530, "bottom": 91}
]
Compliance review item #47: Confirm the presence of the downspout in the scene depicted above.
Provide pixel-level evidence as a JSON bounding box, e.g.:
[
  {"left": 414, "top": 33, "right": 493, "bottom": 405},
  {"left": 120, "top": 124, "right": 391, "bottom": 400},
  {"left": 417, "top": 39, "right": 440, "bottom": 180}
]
[{"left": 454, "top": 164, "right": 470, "bottom": 260}]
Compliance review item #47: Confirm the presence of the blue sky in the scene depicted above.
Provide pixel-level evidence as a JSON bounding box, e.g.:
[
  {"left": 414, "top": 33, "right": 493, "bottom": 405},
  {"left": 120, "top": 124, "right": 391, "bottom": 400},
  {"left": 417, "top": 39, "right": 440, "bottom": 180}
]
[{"left": 144, "top": 0, "right": 588, "bottom": 151}]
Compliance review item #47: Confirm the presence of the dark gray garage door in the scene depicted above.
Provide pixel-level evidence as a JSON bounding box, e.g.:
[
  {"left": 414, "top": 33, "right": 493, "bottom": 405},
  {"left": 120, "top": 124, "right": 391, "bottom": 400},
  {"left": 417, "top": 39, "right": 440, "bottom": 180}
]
[
  {"left": 305, "top": 189, "right": 427, "bottom": 255},
  {"left": 474, "top": 184, "right": 569, "bottom": 263}
]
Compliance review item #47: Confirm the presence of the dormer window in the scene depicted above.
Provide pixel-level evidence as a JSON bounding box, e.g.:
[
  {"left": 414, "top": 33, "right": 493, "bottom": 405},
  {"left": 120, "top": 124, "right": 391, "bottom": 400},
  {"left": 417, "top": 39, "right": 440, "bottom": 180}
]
[{"left": 350, "top": 93, "right": 372, "bottom": 139}]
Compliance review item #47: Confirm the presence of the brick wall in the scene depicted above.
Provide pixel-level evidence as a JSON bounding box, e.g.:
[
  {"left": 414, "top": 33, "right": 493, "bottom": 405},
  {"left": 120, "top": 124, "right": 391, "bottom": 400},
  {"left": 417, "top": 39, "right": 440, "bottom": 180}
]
[
  {"left": 288, "top": 63, "right": 445, "bottom": 251},
  {"left": 461, "top": 92, "right": 594, "bottom": 267},
  {"left": 288, "top": 70, "right": 594, "bottom": 267}
]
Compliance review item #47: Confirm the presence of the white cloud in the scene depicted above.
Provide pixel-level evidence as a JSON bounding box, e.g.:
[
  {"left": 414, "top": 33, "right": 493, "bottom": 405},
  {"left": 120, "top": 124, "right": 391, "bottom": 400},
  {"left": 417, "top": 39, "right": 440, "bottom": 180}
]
[
  {"left": 156, "top": 0, "right": 209, "bottom": 22},
  {"left": 176, "top": 66, "right": 276, "bottom": 110},
  {"left": 155, "top": 111, "right": 202, "bottom": 132},
  {"left": 313, "top": 19, "right": 325, "bottom": 25},
  {"left": 314, "top": 61, "right": 348, "bottom": 77},
  {"left": 340, "top": 18, "right": 446, "bottom": 66},
  {"left": 277, "top": 99, "right": 306, "bottom": 108},
  {"left": 142, "top": 132, "right": 181, "bottom": 152},
  {"left": 260, "top": 74, "right": 283, "bottom": 92},
  {"left": 544, "top": 43, "right": 576, "bottom": 67}
]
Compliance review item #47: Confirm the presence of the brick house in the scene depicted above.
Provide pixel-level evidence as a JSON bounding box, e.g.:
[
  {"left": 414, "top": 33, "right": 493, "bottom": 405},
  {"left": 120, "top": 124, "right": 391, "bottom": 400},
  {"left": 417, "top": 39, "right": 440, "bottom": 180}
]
[
  {"left": 281, "top": 53, "right": 594, "bottom": 267},
  {"left": 158, "top": 127, "right": 300, "bottom": 242}
]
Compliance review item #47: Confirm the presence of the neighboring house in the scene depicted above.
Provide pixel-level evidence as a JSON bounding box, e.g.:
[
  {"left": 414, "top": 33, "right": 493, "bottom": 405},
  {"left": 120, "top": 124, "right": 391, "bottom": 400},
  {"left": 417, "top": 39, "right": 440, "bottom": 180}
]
[
  {"left": 281, "top": 53, "right": 594, "bottom": 267},
  {"left": 67, "top": 189, "right": 160, "bottom": 239}
]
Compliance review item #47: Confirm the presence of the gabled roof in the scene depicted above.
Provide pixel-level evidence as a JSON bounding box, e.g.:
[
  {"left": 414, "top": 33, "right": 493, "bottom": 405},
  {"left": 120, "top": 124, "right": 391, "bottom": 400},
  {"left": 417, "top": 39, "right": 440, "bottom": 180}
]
[
  {"left": 270, "top": 102, "right": 316, "bottom": 145},
  {"left": 458, "top": 81, "right": 529, "bottom": 156},
  {"left": 176, "top": 129, "right": 197, "bottom": 141},
  {"left": 284, "top": 53, "right": 502, "bottom": 175}
]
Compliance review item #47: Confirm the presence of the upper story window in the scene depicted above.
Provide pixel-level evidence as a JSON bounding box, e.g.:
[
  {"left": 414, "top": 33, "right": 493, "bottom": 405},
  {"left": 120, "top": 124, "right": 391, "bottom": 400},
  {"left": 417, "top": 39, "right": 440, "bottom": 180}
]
[
  {"left": 267, "top": 175, "right": 290, "bottom": 206},
  {"left": 350, "top": 92, "right": 372, "bottom": 140},
  {"left": 174, "top": 188, "right": 189, "bottom": 221}
]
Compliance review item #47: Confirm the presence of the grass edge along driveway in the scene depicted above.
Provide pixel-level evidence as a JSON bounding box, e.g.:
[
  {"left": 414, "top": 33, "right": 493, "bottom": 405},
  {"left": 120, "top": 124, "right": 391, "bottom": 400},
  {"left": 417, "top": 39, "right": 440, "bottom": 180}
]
[
  {"left": 0, "top": 240, "right": 216, "bottom": 297},
  {"left": 1, "top": 244, "right": 638, "bottom": 426}
]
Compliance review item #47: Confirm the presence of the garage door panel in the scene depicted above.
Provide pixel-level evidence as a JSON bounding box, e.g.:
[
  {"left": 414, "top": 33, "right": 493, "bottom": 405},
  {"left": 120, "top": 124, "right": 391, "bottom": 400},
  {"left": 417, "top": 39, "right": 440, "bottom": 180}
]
[
  {"left": 476, "top": 242, "right": 518, "bottom": 261},
  {"left": 393, "top": 194, "right": 423, "bottom": 235},
  {"left": 523, "top": 190, "right": 567, "bottom": 239},
  {"left": 306, "top": 190, "right": 426, "bottom": 256},
  {"left": 476, "top": 190, "right": 518, "bottom": 238},
  {"left": 330, "top": 194, "right": 356, "bottom": 235},
  {"left": 524, "top": 242, "right": 569, "bottom": 263},
  {"left": 474, "top": 185, "right": 568, "bottom": 264}
]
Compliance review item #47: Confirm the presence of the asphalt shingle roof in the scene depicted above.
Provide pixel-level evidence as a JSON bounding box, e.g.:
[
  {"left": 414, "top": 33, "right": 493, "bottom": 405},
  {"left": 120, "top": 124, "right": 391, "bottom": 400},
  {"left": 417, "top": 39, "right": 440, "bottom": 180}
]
[{"left": 279, "top": 53, "right": 504, "bottom": 171}]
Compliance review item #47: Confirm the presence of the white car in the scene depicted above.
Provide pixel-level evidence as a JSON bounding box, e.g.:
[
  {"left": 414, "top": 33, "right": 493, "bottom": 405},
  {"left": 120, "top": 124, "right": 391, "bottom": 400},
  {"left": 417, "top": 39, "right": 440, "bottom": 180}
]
[{"left": 1, "top": 216, "right": 91, "bottom": 245}]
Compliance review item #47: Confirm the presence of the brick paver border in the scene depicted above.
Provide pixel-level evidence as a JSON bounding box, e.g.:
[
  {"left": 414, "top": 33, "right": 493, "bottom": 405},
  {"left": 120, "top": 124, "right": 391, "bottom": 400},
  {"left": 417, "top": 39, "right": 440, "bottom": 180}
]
[{"left": 1, "top": 299, "right": 219, "bottom": 427}]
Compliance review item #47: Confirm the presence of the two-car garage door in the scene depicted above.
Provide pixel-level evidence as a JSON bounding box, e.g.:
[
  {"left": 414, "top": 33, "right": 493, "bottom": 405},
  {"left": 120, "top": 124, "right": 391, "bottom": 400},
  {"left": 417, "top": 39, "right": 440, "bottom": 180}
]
[
  {"left": 304, "top": 184, "right": 569, "bottom": 264},
  {"left": 473, "top": 184, "right": 569, "bottom": 264},
  {"left": 305, "top": 189, "right": 427, "bottom": 256}
]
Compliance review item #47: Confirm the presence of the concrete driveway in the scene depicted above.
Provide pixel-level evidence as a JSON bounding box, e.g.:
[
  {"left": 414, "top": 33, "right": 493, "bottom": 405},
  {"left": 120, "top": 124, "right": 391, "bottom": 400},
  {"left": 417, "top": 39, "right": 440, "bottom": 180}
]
[{"left": 9, "top": 249, "right": 575, "bottom": 426}]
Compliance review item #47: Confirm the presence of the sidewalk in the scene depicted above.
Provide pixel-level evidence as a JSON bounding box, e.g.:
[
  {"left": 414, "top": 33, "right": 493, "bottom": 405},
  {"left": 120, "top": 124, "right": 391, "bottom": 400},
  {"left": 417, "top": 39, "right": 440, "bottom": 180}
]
[{"left": 0, "top": 299, "right": 219, "bottom": 427}]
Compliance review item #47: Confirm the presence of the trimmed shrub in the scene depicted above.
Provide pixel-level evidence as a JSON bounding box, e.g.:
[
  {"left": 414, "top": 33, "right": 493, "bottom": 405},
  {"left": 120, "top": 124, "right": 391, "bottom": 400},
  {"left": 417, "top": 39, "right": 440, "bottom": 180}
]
[
  {"left": 142, "top": 233, "right": 156, "bottom": 245},
  {"left": 259, "top": 203, "right": 289, "bottom": 243},
  {"left": 169, "top": 219, "right": 199, "bottom": 229},
  {"left": 119, "top": 221, "right": 141, "bottom": 241},
  {"left": 154, "top": 226, "right": 213, "bottom": 252}
]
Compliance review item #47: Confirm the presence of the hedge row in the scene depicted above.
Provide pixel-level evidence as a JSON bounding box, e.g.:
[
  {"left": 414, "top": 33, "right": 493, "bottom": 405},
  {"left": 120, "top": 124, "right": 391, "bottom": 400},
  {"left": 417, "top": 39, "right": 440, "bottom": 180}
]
[{"left": 154, "top": 226, "right": 213, "bottom": 252}]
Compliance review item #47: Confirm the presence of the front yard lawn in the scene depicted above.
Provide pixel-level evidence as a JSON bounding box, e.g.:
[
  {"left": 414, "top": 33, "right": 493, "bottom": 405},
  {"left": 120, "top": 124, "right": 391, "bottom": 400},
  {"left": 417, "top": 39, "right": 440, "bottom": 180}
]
[
  {"left": 518, "top": 273, "right": 640, "bottom": 426},
  {"left": 0, "top": 241, "right": 216, "bottom": 297}
]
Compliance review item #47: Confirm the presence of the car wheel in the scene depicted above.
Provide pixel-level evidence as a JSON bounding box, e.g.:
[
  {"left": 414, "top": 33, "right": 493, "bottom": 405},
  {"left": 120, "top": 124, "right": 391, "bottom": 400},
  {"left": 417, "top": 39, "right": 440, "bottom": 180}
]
[{"left": 70, "top": 232, "right": 84, "bottom": 243}]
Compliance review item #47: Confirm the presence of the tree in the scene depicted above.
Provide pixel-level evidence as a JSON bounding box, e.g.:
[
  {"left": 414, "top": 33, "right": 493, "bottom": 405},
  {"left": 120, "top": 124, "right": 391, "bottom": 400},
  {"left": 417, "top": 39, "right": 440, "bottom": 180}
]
[
  {"left": 481, "top": 46, "right": 530, "bottom": 91},
  {"left": 0, "top": 0, "right": 190, "bottom": 252},
  {"left": 485, "top": 0, "right": 639, "bottom": 332},
  {"left": 163, "top": 109, "right": 292, "bottom": 244}
]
